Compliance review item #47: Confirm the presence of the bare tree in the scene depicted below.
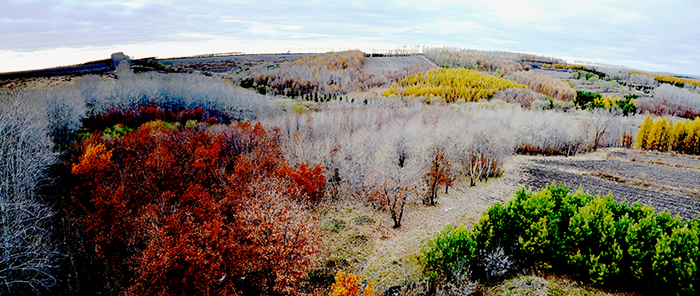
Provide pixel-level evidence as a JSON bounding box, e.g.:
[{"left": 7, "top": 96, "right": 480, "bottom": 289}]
[
  {"left": 586, "top": 109, "right": 616, "bottom": 150},
  {"left": 0, "top": 93, "right": 61, "bottom": 294},
  {"left": 365, "top": 165, "right": 420, "bottom": 228}
]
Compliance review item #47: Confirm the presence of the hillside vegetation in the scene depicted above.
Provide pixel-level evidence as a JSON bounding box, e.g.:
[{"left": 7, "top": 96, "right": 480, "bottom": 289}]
[{"left": 2, "top": 46, "right": 700, "bottom": 296}]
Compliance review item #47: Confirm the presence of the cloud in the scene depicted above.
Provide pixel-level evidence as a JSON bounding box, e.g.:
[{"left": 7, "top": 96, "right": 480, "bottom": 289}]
[{"left": 1, "top": 0, "right": 699, "bottom": 75}]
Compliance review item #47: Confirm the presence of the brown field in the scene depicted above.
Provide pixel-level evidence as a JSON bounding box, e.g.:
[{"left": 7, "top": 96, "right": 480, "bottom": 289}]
[
  {"left": 161, "top": 53, "right": 313, "bottom": 73},
  {"left": 519, "top": 149, "right": 700, "bottom": 220}
]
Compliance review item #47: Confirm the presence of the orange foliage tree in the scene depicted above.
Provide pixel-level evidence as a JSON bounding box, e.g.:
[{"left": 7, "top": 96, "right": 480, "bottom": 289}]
[
  {"left": 71, "top": 120, "right": 325, "bottom": 295},
  {"left": 315, "top": 271, "right": 376, "bottom": 296}
]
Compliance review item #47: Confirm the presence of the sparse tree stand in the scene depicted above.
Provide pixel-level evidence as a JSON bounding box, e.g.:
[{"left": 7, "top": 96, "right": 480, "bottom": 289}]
[{"left": 424, "top": 147, "right": 452, "bottom": 206}]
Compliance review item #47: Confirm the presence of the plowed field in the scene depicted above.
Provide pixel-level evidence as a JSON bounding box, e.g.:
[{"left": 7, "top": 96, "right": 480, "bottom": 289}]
[{"left": 519, "top": 149, "right": 700, "bottom": 220}]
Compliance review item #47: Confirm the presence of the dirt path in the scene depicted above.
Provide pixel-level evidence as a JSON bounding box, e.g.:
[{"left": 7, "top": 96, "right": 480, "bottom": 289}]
[
  {"left": 358, "top": 157, "right": 528, "bottom": 288},
  {"left": 360, "top": 149, "right": 700, "bottom": 290}
]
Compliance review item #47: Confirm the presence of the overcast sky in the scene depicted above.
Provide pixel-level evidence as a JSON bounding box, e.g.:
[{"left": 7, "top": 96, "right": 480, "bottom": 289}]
[{"left": 1, "top": 0, "right": 699, "bottom": 76}]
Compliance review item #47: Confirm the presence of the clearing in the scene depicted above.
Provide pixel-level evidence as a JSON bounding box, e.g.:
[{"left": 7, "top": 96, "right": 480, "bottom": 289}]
[{"left": 336, "top": 148, "right": 700, "bottom": 292}]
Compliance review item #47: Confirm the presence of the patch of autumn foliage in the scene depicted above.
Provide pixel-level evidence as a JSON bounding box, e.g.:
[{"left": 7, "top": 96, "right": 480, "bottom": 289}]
[
  {"left": 391, "top": 68, "right": 525, "bottom": 103},
  {"left": 71, "top": 120, "right": 325, "bottom": 295},
  {"left": 83, "top": 106, "right": 230, "bottom": 133},
  {"left": 636, "top": 115, "right": 700, "bottom": 154},
  {"left": 314, "top": 272, "right": 376, "bottom": 296}
]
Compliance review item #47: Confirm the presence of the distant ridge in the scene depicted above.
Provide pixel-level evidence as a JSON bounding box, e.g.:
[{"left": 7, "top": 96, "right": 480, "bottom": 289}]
[{"left": 0, "top": 58, "right": 114, "bottom": 81}]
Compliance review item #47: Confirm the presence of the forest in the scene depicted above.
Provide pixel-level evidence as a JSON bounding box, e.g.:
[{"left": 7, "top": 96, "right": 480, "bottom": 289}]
[{"left": 1, "top": 46, "right": 700, "bottom": 295}]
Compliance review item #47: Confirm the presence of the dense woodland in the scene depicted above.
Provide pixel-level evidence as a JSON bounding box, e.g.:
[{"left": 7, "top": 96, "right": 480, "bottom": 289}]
[{"left": 2, "top": 46, "right": 700, "bottom": 295}]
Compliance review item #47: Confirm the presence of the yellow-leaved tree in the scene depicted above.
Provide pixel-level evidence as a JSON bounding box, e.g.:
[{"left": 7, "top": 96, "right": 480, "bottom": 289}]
[
  {"left": 636, "top": 116, "right": 700, "bottom": 154},
  {"left": 636, "top": 114, "right": 653, "bottom": 149}
]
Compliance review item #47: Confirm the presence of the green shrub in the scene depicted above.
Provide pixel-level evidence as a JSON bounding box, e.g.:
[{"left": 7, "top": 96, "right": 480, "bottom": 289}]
[
  {"left": 422, "top": 182, "right": 700, "bottom": 293},
  {"left": 652, "top": 222, "right": 700, "bottom": 294},
  {"left": 624, "top": 203, "right": 660, "bottom": 284},
  {"left": 508, "top": 187, "right": 558, "bottom": 266},
  {"left": 567, "top": 195, "right": 623, "bottom": 285},
  {"left": 103, "top": 123, "right": 133, "bottom": 139},
  {"left": 421, "top": 225, "right": 476, "bottom": 283},
  {"left": 473, "top": 201, "right": 510, "bottom": 253}
]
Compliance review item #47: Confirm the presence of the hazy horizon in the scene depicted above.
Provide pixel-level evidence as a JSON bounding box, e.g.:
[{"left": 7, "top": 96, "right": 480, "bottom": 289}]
[{"left": 2, "top": 0, "right": 699, "bottom": 76}]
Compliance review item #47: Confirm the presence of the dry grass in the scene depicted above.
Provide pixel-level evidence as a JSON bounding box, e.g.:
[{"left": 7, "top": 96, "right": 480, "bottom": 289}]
[
  {"left": 353, "top": 158, "right": 525, "bottom": 291},
  {"left": 310, "top": 160, "right": 525, "bottom": 293},
  {"left": 484, "top": 274, "right": 640, "bottom": 296}
]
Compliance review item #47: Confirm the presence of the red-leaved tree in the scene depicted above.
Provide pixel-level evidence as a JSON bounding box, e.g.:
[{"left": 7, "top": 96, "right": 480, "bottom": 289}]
[
  {"left": 424, "top": 147, "right": 452, "bottom": 205},
  {"left": 71, "top": 120, "right": 325, "bottom": 295}
]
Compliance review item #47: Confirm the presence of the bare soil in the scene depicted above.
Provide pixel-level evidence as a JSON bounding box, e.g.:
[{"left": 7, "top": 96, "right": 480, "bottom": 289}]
[{"left": 519, "top": 149, "right": 700, "bottom": 220}]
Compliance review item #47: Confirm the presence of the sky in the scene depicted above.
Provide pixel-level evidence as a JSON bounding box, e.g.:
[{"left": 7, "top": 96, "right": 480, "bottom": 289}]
[{"left": 1, "top": 0, "right": 699, "bottom": 76}]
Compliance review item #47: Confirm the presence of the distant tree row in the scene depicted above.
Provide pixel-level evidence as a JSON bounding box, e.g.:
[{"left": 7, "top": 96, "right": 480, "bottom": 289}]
[
  {"left": 615, "top": 71, "right": 656, "bottom": 88},
  {"left": 631, "top": 70, "right": 700, "bottom": 88},
  {"left": 636, "top": 115, "right": 700, "bottom": 154},
  {"left": 76, "top": 71, "right": 277, "bottom": 121},
  {"left": 541, "top": 63, "right": 588, "bottom": 71},
  {"left": 519, "top": 53, "right": 566, "bottom": 64}
]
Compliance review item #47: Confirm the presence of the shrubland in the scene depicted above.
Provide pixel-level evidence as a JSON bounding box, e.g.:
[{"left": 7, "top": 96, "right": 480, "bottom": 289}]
[
  {"left": 489, "top": 87, "right": 540, "bottom": 108},
  {"left": 2, "top": 69, "right": 287, "bottom": 295},
  {"left": 260, "top": 100, "right": 636, "bottom": 232},
  {"left": 506, "top": 71, "right": 577, "bottom": 101},
  {"left": 421, "top": 182, "right": 700, "bottom": 295},
  {"left": 636, "top": 84, "right": 700, "bottom": 119},
  {"left": 261, "top": 103, "right": 515, "bottom": 227},
  {"left": 424, "top": 47, "right": 523, "bottom": 75},
  {"left": 2, "top": 48, "right": 686, "bottom": 296},
  {"left": 574, "top": 91, "right": 637, "bottom": 116},
  {"left": 424, "top": 47, "right": 578, "bottom": 102},
  {"left": 76, "top": 70, "right": 278, "bottom": 122}
]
